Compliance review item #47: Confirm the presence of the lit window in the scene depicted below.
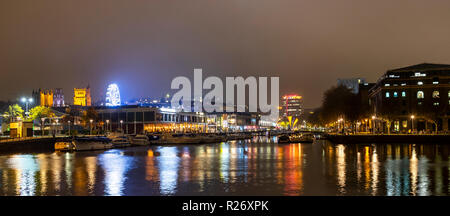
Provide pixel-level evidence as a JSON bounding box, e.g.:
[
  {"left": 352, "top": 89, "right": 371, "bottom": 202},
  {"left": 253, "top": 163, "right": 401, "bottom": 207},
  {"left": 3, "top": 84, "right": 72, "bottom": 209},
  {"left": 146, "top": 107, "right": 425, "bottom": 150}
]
[
  {"left": 385, "top": 92, "right": 390, "bottom": 98},
  {"left": 401, "top": 83, "right": 406, "bottom": 86},
  {"left": 393, "top": 92, "right": 398, "bottom": 97},
  {"left": 432, "top": 91, "right": 440, "bottom": 98},
  {"left": 433, "top": 102, "right": 439, "bottom": 106},
  {"left": 402, "top": 91, "right": 406, "bottom": 97},
  {"left": 417, "top": 91, "right": 424, "bottom": 99},
  {"left": 448, "top": 91, "right": 450, "bottom": 98},
  {"left": 433, "top": 81, "right": 439, "bottom": 84},
  {"left": 418, "top": 81, "right": 423, "bottom": 85},
  {"left": 385, "top": 83, "right": 390, "bottom": 87}
]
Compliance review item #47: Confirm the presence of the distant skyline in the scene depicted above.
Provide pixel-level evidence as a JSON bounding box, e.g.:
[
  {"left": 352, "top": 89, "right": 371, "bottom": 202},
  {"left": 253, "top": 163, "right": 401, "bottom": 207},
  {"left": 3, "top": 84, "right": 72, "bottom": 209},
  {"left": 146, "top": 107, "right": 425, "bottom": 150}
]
[{"left": 2, "top": 0, "right": 450, "bottom": 107}]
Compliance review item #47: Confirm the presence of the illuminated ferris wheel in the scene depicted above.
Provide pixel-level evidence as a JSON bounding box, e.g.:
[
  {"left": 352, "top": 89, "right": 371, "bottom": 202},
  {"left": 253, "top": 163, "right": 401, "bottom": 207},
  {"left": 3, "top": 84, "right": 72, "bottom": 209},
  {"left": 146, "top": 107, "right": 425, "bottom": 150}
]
[{"left": 106, "top": 83, "right": 121, "bottom": 106}]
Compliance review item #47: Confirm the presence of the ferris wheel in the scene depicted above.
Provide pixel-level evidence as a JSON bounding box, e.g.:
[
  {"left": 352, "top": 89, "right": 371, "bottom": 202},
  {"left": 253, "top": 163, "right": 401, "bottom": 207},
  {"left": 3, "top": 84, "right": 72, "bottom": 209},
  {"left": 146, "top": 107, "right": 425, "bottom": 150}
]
[{"left": 106, "top": 83, "right": 121, "bottom": 106}]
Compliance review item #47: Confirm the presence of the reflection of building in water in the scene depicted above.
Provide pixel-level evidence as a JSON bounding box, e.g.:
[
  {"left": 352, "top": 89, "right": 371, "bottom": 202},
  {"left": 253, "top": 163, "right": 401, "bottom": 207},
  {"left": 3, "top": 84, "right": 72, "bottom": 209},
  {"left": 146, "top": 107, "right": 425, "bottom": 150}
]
[
  {"left": 51, "top": 153, "right": 62, "bottom": 192},
  {"left": 74, "top": 157, "right": 88, "bottom": 195},
  {"left": 85, "top": 157, "right": 97, "bottom": 194},
  {"left": 36, "top": 154, "right": 49, "bottom": 194},
  {"left": 283, "top": 144, "right": 304, "bottom": 195},
  {"left": 371, "top": 148, "right": 379, "bottom": 195},
  {"left": 410, "top": 147, "right": 418, "bottom": 195},
  {"left": 146, "top": 150, "right": 158, "bottom": 182}
]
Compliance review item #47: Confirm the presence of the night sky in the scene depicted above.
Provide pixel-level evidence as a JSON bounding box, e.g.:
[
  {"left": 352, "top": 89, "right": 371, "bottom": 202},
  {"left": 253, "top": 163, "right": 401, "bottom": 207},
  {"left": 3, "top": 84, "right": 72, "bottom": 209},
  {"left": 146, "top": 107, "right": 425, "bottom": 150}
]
[{"left": 2, "top": 0, "right": 450, "bottom": 108}]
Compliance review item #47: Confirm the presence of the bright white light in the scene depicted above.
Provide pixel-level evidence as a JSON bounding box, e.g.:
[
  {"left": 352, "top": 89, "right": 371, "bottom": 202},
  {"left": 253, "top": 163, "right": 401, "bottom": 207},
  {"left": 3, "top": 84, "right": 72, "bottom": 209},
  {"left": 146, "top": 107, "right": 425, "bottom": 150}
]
[
  {"left": 160, "top": 107, "right": 176, "bottom": 113},
  {"left": 106, "top": 83, "right": 121, "bottom": 106}
]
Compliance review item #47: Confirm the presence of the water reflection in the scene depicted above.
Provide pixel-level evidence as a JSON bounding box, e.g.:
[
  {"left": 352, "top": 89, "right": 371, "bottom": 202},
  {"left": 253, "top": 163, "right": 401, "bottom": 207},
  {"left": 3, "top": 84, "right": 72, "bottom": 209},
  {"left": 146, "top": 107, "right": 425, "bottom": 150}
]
[
  {"left": 156, "top": 147, "right": 180, "bottom": 195},
  {"left": 99, "top": 150, "right": 135, "bottom": 196},
  {"left": 0, "top": 138, "right": 449, "bottom": 196}
]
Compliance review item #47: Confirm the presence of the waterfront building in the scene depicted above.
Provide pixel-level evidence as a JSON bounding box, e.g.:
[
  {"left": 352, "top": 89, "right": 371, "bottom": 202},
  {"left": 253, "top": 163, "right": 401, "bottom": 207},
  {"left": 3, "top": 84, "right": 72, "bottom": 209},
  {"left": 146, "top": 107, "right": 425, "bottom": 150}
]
[
  {"left": 369, "top": 63, "right": 450, "bottom": 132},
  {"left": 281, "top": 94, "right": 303, "bottom": 119},
  {"left": 73, "top": 85, "right": 92, "bottom": 106},
  {"left": 205, "top": 111, "right": 260, "bottom": 132},
  {"left": 95, "top": 105, "right": 207, "bottom": 134},
  {"left": 338, "top": 78, "right": 366, "bottom": 94}
]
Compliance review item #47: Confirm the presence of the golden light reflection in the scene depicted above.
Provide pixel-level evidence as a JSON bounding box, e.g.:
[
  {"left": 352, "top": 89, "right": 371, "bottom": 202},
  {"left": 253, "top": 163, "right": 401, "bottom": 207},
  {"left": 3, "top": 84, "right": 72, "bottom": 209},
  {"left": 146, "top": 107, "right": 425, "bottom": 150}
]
[
  {"left": 371, "top": 148, "right": 379, "bottom": 195},
  {"left": 410, "top": 147, "right": 418, "bottom": 195},
  {"left": 336, "top": 145, "right": 346, "bottom": 193}
]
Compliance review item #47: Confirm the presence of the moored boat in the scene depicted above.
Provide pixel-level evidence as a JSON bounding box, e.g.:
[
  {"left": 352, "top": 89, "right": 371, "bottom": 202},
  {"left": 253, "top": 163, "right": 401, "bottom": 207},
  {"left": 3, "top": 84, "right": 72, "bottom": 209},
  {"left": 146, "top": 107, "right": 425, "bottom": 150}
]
[
  {"left": 111, "top": 135, "right": 131, "bottom": 148},
  {"left": 131, "top": 134, "right": 150, "bottom": 145},
  {"left": 55, "top": 136, "right": 113, "bottom": 151}
]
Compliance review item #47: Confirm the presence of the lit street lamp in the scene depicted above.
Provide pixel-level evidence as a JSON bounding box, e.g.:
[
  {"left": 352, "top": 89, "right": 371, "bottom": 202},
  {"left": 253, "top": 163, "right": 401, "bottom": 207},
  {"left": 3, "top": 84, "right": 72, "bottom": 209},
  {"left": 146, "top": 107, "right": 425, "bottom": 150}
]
[
  {"left": 41, "top": 117, "right": 45, "bottom": 136},
  {"left": 21, "top": 97, "right": 33, "bottom": 117},
  {"left": 90, "top": 119, "right": 93, "bottom": 135},
  {"left": 411, "top": 115, "right": 415, "bottom": 133},
  {"left": 120, "top": 120, "right": 123, "bottom": 132},
  {"left": 68, "top": 120, "right": 71, "bottom": 136},
  {"left": 372, "top": 115, "right": 376, "bottom": 134},
  {"left": 55, "top": 119, "right": 59, "bottom": 136}
]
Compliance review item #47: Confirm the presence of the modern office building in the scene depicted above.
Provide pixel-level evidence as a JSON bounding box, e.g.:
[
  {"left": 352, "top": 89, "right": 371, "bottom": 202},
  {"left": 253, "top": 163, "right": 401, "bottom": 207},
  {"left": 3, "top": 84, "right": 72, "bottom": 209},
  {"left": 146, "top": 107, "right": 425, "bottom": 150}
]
[
  {"left": 369, "top": 63, "right": 450, "bottom": 132},
  {"left": 280, "top": 94, "right": 303, "bottom": 119}
]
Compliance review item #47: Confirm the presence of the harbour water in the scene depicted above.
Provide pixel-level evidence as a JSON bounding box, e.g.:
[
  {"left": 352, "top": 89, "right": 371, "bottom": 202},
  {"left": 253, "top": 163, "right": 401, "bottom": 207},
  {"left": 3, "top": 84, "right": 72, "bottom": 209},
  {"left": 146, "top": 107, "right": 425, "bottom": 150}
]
[{"left": 0, "top": 136, "right": 449, "bottom": 196}]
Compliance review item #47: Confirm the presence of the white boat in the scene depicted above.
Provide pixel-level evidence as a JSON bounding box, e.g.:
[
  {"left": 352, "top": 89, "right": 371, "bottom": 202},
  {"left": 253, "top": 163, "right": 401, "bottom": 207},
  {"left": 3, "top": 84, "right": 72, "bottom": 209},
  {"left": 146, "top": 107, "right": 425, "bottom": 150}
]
[
  {"left": 111, "top": 136, "right": 131, "bottom": 148},
  {"left": 131, "top": 134, "right": 150, "bottom": 146},
  {"left": 55, "top": 137, "right": 113, "bottom": 151}
]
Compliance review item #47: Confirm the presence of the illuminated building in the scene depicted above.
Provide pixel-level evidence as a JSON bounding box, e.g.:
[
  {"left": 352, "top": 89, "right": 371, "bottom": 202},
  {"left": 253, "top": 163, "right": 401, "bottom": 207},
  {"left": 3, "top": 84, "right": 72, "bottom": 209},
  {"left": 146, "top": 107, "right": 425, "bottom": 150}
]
[
  {"left": 9, "top": 121, "right": 33, "bottom": 138},
  {"left": 369, "top": 63, "right": 450, "bottom": 132},
  {"left": 95, "top": 105, "right": 207, "bottom": 134},
  {"left": 73, "top": 85, "right": 91, "bottom": 106},
  {"left": 32, "top": 88, "right": 65, "bottom": 107},
  {"left": 105, "top": 83, "right": 121, "bottom": 106},
  {"left": 32, "top": 89, "right": 53, "bottom": 107},
  {"left": 281, "top": 94, "right": 303, "bottom": 119},
  {"left": 53, "top": 88, "right": 65, "bottom": 107}
]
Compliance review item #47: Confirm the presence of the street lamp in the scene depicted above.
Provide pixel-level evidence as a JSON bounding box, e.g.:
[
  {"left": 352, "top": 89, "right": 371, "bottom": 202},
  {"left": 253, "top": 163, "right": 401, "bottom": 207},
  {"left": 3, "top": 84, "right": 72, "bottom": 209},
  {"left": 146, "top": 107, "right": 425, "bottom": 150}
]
[
  {"left": 90, "top": 119, "right": 93, "bottom": 135},
  {"left": 411, "top": 115, "right": 415, "bottom": 133},
  {"left": 21, "top": 97, "right": 33, "bottom": 117},
  {"left": 41, "top": 117, "right": 45, "bottom": 136},
  {"left": 68, "top": 120, "right": 71, "bottom": 136},
  {"left": 106, "top": 119, "right": 110, "bottom": 133},
  {"left": 55, "top": 119, "right": 59, "bottom": 136},
  {"left": 372, "top": 115, "right": 376, "bottom": 134},
  {"left": 120, "top": 120, "right": 123, "bottom": 132}
]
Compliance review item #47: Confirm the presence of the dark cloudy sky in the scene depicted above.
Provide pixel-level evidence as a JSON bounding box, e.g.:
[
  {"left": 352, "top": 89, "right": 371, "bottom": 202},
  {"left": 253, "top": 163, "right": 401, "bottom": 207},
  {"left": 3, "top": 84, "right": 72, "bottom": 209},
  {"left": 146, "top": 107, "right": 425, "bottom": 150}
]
[{"left": 2, "top": 0, "right": 450, "bottom": 108}]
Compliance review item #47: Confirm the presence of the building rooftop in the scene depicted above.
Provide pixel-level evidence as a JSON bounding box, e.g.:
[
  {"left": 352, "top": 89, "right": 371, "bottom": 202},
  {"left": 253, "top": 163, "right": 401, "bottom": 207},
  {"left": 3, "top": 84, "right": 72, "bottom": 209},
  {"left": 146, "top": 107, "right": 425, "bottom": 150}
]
[{"left": 388, "top": 63, "right": 450, "bottom": 72}]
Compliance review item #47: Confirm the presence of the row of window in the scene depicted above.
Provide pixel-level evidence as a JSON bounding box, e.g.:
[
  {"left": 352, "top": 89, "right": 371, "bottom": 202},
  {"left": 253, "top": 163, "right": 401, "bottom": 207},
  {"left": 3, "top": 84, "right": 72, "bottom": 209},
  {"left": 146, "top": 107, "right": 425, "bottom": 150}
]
[{"left": 386, "top": 90, "right": 450, "bottom": 99}]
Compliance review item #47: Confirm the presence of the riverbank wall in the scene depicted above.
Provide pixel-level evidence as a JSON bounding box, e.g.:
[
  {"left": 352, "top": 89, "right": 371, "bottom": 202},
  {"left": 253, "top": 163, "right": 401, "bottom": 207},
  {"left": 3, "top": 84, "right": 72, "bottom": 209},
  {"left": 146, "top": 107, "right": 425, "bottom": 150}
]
[{"left": 326, "top": 134, "right": 450, "bottom": 144}]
